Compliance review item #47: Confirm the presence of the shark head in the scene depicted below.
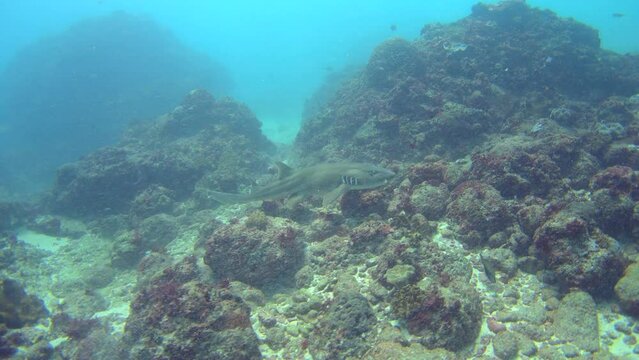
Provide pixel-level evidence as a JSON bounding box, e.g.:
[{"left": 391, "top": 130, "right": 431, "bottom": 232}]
[{"left": 340, "top": 163, "right": 395, "bottom": 190}]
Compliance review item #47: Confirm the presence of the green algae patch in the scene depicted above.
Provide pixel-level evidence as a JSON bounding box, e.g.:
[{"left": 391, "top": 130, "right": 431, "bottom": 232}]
[
  {"left": 615, "top": 262, "right": 639, "bottom": 316},
  {"left": 552, "top": 291, "right": 599, "bottom": 353},
  {"left": 385, "top": 264, "right": 415, "bottom": 286}
]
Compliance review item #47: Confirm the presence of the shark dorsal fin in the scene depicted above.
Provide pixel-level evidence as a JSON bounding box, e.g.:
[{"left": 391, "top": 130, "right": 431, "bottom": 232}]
[{"left": 274, "top": 161, "right": 294, "bottom": 179}]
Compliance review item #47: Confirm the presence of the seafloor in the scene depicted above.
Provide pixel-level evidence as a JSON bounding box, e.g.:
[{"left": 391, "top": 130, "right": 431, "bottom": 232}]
[{"left": 3, "top": 1, "right": 639, "bottom": 359}]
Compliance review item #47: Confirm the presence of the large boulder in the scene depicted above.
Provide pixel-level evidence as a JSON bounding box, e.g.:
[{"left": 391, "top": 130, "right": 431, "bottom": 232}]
[
  {"left": 203, "top": 213, "right": 304, "bottom": 288},
  {"left": 50, "top": 90, "right": 274, "bottom": 218}
]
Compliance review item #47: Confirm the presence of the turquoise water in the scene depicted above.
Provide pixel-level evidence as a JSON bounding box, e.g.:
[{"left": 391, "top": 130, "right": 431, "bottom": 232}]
[
  {"left": 1, "top": 0, "right": 637, "bottom": 144},
  {"left": 0, "top": 0, "right": 637, "bottom": 196}
]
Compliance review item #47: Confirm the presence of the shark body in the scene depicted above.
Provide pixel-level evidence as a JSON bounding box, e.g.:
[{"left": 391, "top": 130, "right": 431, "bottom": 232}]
[{"left": 209, "top": 162, "right": 395, "bottom": 205}]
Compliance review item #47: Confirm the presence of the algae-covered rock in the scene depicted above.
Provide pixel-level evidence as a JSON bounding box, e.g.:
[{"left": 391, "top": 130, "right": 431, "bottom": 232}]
[
  {"left": 533, "top": 210, "right": 624, "bottom": 294},
  {"left": 551, "top": 291, "right": 599, "bottom": 353},
  {"left": 492, "top": 331, "right": 519, "bottom": 360},
  {"left": 446, "top": 181, "right": 513, "bottom": 246},
  {"left": 203, "top": 216, "right": 304, "bottom": 287},
  {"left": 295, "top": 0, "right": 639, "bottom": 166},
  {"left": 365, "top": 340, "right": 459, "bottom": 360},
  {"left": 480, "top": 248, "right": 518, "bottom": 280},
  {"left": 410, "top": 183, "right": 450, "bottom": 220},
  {"left": 615, "top": 262, "right": 639, "bottom": 316},
  {"left": 0, "top": 279, "right": 48, "bottom": 329},
  {"left": 122, "top": 257, "right": 261, "bottom": 360},
  {"left": 309, "top": 289, "right": 376, "bottom": 359},
  {"left": 391, "top": 281, "right": 482, "bottom": 351},
  {"left": 385, "top": 264, "right": 416, "bottom": 286}
]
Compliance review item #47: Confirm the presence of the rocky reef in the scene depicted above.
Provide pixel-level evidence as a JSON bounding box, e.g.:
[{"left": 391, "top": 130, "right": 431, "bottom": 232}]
[
  {"left": 50, "top": 89, "right": 274, "bottom": 219},
  {"left": 0, "top": 278, "right": 49, "bottom": 358},
  {"left": 120, "top": 256, "right": 261, "bottom": 360},
  {"left": 294, "top": 2, "right": 639, "bottom": 164},
  {"left": 0, "top": 11, "right": 232, "bottom": 195},
  {"left": 3, "top": 1, "right": 639, "bottom": 359}
]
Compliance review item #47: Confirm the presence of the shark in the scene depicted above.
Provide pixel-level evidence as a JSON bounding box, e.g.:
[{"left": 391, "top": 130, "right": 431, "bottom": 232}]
[{"left": 209, "top": 162, "right": 395, "bottom": 206}]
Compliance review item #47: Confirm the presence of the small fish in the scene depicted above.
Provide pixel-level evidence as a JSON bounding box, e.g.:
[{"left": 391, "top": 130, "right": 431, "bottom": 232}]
[
  {"left": 390, "top": 24, "right": 397, "bottom": 32},
  {"left": 612, "top": 13, "right": 625, "bottom": 18},
  {"left": 209, "top": 162, "right": 395, "bottom": 206}
]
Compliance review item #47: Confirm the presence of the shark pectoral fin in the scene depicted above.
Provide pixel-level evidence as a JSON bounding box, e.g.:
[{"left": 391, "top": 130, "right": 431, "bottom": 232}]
[{"left": 322, "top": 184, "right": 349, "bottom": 206}]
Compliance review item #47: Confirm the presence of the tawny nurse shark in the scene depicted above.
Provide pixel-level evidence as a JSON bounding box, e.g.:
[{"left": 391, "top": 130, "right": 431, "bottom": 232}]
[{"left": 209, "top": 162, "right": 395, "bottom": 206}]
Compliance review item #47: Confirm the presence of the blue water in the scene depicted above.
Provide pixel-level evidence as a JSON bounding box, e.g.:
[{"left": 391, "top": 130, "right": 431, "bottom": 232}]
[{"left": 0, "top": 0, "right": 637, "bottom": 197}]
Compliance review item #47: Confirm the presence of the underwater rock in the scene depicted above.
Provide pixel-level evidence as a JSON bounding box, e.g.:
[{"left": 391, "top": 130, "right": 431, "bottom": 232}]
[
  {"left": 53, "top": 326, "right": 117, "bottom": 360},
  {"left": 121, "top": 256, "right": 260, "bottom": 360},
  {"left": 0, "top": 202, "right": 33, "bottom": 233},
  {"left": 0, "top": 11, "right": 232, "bottom": 193},
  {"left": 614, "top": 262, "right": 639, "bottom": 316},
  {"left": 479, "top": 248, "right": 518, "bottom": 280},
  {"left": 0, "top": 326, "right": 18, "bottom": 358},
  {"left": 446, "top": 181, "right": 513, "bottom": 246},
  {"left": 516, "top": 202, "right": 546, "bottom": 237},
  {"left": 110, "top": 214, "right": 178, "bottom": 268},
  {"left": 50, "top": 90, "right": 274, "bottom": 218},
  {"left": 51, "top": 313, "right": 100, "bottom": 340},
  {"left": 203, "top": 215, "right": 304, "bottom": 287},
  {"left": 492, "top": 331, "right": 520, "bottom": 360},
  {"left": 407, "top": 160, "right": 451, "bottom": 187},
  {"left": 384, "top": 264, "right": 416, "bottom": 287},
  {"left": 365, "top": 37, "right": 424, "bottom": 89},
  {"left": 349, "top": 219, "right": 394, "bottom": 250},
  {"left": 130, "top": 184, "right": 175, "bottom": 218},
  {"left": 309, "top": 288, "right": 376, "bottom": 359},
  {"left": 551, "top": 291, "right": 599, "bottom": 353},
  {"left": 533, "top": 210, "right": 624, "bottom": 294},
  {"left": 0, "top": 279, "right": 48, "bottom": 329},
  {"left": 390, "top": 281, "right": 482, "bottom": 351},
  {"left": 591, "top": 188, "right": 634, "bottom": 237},
  {"left": 590, "top": 165, "right": 639, "bottom": 198},
  {"left": 340, "top": 189, "right": 389, "bottom": 218},
  {"left": 604, "top": 143, "right": 639, "bottom": 169},
  {"left": 365, "top": 340, "right": 459, "bottom": 360},
  {"left": 410, "top": 183, "right": 450, "bottom": 220}
]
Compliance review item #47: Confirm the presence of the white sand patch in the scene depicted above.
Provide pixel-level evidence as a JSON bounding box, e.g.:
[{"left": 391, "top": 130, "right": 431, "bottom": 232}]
[
  {"left": 17, "top": 229, "right": 69, "bottom": 252},
  {"left": 260, "top": 114, "right": 300, "bottom": 145}
]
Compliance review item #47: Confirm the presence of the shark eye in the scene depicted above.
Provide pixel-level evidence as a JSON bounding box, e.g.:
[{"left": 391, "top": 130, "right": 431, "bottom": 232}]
[{"left": 367, "top": 170, "right": 378, "bottom": 176}]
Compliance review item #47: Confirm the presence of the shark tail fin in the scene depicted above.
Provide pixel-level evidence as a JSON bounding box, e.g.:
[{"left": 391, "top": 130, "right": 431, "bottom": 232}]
[{"left": 208, "top": 191, "right": 250, "bottom": 204}]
